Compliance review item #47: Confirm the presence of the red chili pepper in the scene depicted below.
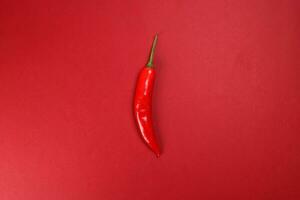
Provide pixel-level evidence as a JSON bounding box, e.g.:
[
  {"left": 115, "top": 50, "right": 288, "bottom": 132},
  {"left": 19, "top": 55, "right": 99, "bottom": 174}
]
[{"left": 134, "top": 34, "right": 160, "bottom": 157}]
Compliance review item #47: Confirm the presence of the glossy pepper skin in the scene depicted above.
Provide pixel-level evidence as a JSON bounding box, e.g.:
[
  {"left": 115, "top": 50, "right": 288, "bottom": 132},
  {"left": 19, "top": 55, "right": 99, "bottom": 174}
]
[{"left": 134, "top": 35, "right": 160, "bottom": 157}]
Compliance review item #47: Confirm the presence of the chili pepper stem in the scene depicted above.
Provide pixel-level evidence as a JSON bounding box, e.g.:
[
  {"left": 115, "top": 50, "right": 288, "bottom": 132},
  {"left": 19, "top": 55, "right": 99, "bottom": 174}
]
[{"left": 146, "top": 34, "right": 158, "bottom": 68}]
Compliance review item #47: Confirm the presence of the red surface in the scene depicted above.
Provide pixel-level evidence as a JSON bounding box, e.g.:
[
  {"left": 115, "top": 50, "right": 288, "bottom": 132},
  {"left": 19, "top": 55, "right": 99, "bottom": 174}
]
[{"left": 0, "top": 0, "right": 299, "bottom": 199}]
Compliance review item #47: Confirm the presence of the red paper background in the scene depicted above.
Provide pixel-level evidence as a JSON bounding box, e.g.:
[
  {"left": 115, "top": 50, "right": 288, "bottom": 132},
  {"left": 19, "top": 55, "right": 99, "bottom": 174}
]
[{"left": 1, "top": 0, "right": 299, "bottom": 199}]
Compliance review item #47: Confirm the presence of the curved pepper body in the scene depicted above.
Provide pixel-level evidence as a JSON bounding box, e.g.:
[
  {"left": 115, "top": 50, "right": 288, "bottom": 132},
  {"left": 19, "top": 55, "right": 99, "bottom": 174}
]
[{"left": 134, "top": 67, "right": 160, "bottom": 156}]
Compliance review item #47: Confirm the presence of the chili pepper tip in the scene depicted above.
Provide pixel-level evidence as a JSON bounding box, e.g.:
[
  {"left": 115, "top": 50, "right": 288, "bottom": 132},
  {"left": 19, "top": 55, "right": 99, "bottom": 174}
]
[
  {"left": 153, "top": 147, "right": 161, "bottom": 157},
  {"left": 146, "top": 34, "right": 158, "bottom": 68}
]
